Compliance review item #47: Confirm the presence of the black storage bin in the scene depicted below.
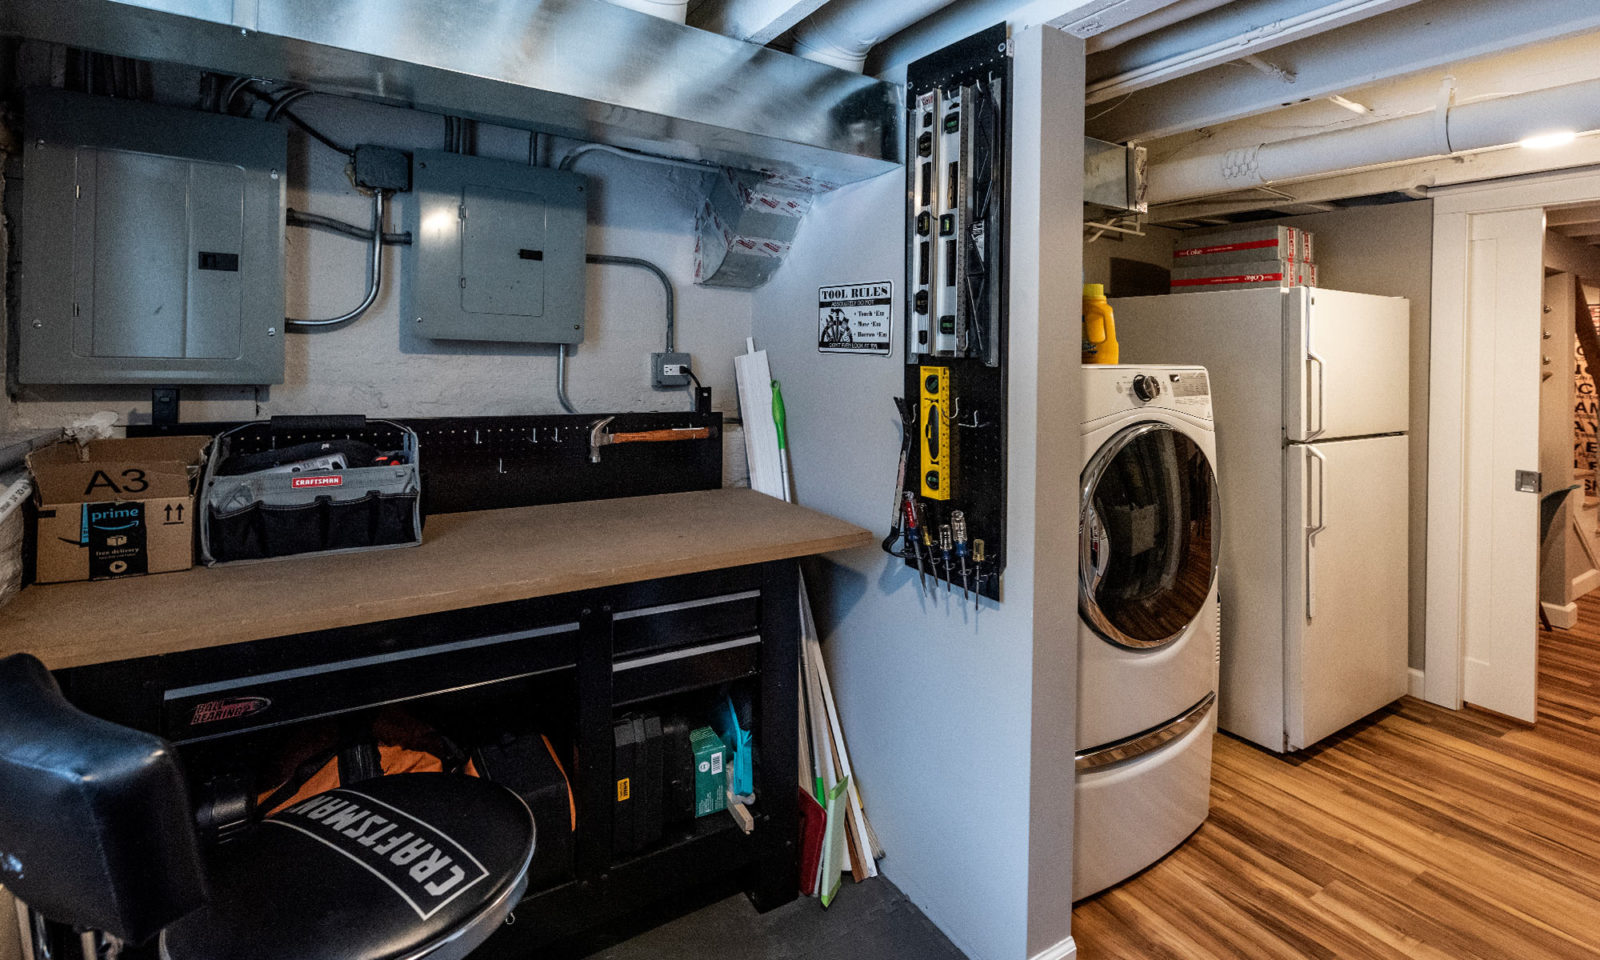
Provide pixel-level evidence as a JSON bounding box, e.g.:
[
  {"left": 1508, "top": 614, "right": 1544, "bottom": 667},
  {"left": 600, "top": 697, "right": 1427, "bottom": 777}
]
[{"left": 474, "top": 734, "right": 576, "bottom": 890}]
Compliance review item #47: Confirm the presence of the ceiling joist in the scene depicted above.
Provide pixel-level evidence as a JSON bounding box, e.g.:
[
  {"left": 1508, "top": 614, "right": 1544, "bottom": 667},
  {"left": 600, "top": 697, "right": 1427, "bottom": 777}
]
[{"left": 1087, "top": 0, "right": 1600, "bottom": 143}]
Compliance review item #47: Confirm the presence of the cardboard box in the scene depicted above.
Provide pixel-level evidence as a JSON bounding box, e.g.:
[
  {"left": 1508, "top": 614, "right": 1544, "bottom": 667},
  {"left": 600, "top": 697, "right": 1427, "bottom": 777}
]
[
  {"left": 28, "top": 436, "right": 210, "bottom": 583},
  {"left": 1174, "top": 225, "right": 1304, "bottom": 266},
  {"left": 1171, "top": 258, "right": 1312, "bottom": 293},
  {"left": 690, "top": 725, "right": 727, "bottom": 817},
  {"left": 0, "top": 471, "right": 27, "bottom": 608}
]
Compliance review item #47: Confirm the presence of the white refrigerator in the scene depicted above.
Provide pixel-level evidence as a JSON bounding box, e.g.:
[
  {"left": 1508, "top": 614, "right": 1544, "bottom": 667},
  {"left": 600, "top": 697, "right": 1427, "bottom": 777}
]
[{"left": 1113, "top": 287, "right": 1410, "bottom": 752}]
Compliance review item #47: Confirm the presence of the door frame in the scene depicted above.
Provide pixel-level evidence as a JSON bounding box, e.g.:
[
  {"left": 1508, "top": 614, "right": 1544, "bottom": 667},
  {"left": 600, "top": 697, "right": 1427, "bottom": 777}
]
[{"left": 1426, "top": 167, "right": 1600, "bottom": 710}]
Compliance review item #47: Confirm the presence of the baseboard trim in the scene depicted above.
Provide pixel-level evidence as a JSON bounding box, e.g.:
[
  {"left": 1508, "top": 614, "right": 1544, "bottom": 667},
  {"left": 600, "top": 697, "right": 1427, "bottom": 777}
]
[
  {"left": 1407, "top": 667, "right": 1425, "bottom": 699},
  {"left": 1541, "top": 600, "right": 1579, "bottom": 629},
  {"left": 1030, "top": 935, "right": 1076, "bottom": 960},
  {"left": 1572, "top": 568, "right": 1600, "bottom": 599}
]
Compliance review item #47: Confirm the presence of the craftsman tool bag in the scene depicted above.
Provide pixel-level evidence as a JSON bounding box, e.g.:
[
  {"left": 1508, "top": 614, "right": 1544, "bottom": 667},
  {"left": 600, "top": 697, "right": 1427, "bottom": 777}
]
[
  {"left": 204, "top": 710, "right": 577, "bottom": 887},
  {"left": 199, "top": 415, "right": 422, "bottom": 564},
  {"left": 197, "top": 709, "right": 480, "bottom": 844}
]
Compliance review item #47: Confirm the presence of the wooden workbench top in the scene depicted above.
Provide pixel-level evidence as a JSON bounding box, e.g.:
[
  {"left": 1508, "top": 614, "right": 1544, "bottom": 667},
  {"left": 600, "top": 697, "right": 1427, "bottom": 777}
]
[{"left": 0, "top": 488, "right": 871, "bottom": 670}]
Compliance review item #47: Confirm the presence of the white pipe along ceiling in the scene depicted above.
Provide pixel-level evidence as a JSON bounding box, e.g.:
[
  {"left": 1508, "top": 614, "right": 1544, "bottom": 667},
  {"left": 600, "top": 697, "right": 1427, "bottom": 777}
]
[
  {"left": 791, "top": 0, "right": 964, "bottom": 71},
  {"left": 1147, "top": 75, "right": 1600, "bottom": 204}
]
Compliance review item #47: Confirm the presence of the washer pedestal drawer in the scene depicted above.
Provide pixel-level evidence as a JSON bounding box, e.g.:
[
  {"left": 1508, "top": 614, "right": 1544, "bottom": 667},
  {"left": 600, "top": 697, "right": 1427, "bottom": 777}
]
[{"left": 1072, "top": 702, "right": 1215, "bottom": 901}]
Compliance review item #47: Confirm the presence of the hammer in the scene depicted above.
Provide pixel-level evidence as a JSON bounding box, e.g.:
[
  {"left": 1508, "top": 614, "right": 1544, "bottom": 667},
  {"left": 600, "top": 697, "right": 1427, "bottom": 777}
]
[{"left": 589, "top": 416, "right": 712, "bottom": 463}]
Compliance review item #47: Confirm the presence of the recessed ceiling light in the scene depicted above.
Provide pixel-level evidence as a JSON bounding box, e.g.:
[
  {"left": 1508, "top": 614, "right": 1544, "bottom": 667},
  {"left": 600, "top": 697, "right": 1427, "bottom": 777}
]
[{"left": 1519, "top": 130, "right": 1578, "bottom": 150}]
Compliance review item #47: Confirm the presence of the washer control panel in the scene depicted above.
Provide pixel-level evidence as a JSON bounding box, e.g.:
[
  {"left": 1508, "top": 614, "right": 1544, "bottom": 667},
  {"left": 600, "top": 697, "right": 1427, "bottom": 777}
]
[{"left": 1118, "top": 368, "right": 1211, "bottom": 417}]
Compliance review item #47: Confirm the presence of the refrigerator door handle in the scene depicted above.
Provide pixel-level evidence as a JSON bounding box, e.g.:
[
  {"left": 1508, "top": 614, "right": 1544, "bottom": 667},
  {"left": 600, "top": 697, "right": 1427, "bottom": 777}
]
[
  {"left": 1306, "top": 445, "right": 1327, "bottom": 620},
  {"left": 1306, "top": 349, "right": 1327, "bottom": 439}
]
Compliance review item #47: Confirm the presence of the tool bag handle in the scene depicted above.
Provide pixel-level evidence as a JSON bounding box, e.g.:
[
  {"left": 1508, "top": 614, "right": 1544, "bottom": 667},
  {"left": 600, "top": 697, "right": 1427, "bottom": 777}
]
[{"left": 268, "top": 414, "right": 368, "bottom": 434}]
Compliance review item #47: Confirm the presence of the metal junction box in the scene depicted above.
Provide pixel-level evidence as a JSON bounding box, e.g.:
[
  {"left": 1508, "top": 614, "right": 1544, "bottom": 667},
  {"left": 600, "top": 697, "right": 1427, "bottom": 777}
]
[
  {"left": 18, "top": 89, "right": 287, "bottom": 385},
  {"left": 404, "top": 150, "right": 588, "bottom": 344}
]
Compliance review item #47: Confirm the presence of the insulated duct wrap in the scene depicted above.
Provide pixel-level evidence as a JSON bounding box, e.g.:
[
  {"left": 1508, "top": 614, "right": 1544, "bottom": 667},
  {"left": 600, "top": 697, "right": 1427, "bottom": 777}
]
[
  {"left": 793, "top": 0, "right": 963, "bottom": 72},
  {"left": 1147, "top": 75, "right": 1600, "bottom": 203}
]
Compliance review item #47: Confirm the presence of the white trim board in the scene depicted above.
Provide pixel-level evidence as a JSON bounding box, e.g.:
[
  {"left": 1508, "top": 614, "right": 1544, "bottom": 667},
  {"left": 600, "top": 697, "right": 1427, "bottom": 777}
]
[
  {"left": 1029, "top": 935, "right": 1077, "bottom": 960},
  {"left": 1542, "top": 601, "right": 1579, "bottom": 630},
  {"left": 1408, "top": 667, "right": 1425, "bottom": 700},
  {"left": 1573, "top": 567, "right": 1600, "bottom": 598},
  {"left": 1426, "top": 165, "right": 1600, "bottom": 711}
]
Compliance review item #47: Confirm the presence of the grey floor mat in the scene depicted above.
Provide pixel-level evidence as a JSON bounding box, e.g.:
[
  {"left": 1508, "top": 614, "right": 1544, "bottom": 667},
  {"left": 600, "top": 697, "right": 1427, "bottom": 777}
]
[{"left": 580, "top": 877, "right": 970, "bottom": 960}]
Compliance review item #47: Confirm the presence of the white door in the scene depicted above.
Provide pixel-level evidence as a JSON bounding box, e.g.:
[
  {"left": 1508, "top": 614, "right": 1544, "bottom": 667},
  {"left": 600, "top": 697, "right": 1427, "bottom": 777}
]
[
  {"left": 1285, "top": 288, "right": 1410, "bottom": 443},
  {"left": 1284, "top": 435, "right": 1410, "bottom": 750},
  {"left": 1460, "top": 208, "right": 1545, "bottom": 723}
]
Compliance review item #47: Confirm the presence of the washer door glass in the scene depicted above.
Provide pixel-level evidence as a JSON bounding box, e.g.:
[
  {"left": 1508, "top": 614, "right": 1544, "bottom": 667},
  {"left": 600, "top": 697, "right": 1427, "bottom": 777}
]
[{"left": 1080, "top": 422, "right": 1219, "bottom": 650}]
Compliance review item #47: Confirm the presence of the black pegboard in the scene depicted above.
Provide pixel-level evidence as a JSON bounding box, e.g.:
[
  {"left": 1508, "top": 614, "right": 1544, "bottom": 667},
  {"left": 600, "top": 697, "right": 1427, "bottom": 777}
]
[
  {"left": 130, "top": 412, "right": 723, "bottom": 515},
  {"left": 898, "top": 23, "right": 1011, "bottom": 602}
]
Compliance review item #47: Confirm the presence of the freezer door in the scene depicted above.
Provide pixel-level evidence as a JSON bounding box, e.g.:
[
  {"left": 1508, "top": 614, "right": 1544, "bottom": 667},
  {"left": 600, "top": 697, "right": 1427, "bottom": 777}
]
[
  {"left": 1284, "top": 434, "right": 1409, "bottom": 750},
  {"left": 1285, "top": 288, "right": 1410, "bottom": 442}
]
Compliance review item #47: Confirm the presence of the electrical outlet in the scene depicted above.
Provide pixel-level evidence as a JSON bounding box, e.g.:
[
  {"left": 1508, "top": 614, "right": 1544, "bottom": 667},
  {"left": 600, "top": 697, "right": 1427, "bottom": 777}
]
[{"left": 652, "top": 352, "right": 691, "bottom": 388}]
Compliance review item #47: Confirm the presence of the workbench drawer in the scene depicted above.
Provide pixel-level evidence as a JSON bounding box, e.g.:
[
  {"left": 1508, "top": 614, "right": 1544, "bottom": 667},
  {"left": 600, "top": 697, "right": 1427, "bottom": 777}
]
[
  {"left": 160, "top": 620, "right": 581, "bottom": 742},
  {"left": 612, "top": 587, "right": 761, "bottom": 659},
  {"left": 611, "top": 634, "right": 760, "bottom": 707}
]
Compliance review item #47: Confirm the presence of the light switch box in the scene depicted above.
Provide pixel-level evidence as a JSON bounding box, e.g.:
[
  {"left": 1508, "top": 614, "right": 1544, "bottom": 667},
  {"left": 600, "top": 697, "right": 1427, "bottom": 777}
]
[
  {"left": 404, "top": 150, "right": 588, "bottom": 344},
  {"left": 18, "top": 89, "right": 286, "bottom": 385}
]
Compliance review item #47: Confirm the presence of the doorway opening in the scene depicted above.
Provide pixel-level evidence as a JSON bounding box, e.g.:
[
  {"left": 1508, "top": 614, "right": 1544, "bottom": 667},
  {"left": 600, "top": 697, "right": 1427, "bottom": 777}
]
[
  {"left": 1536, "top": 209, "right": 1600, "bottom": 698},
  {"left": 1425, "top": 169, "right": 1600, "bottom": 722}
]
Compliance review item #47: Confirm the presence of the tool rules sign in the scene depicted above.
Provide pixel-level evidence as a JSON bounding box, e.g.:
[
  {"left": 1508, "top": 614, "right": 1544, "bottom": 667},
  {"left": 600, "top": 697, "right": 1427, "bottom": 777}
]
[{"left": 818, "top": 280, "right": 893, "bottom": 356}]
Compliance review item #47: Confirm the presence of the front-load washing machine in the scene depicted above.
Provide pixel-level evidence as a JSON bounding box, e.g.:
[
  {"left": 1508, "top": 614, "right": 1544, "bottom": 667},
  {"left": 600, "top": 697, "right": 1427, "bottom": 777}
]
[{"left": 1074, "top": 365, "right": 1221, "bottom": 901}]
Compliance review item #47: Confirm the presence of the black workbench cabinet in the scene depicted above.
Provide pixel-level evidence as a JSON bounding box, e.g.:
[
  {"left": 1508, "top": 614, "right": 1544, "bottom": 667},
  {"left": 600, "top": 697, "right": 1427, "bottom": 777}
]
[{"left": 52, "top": 560, "right": 802, "bottom": 953}]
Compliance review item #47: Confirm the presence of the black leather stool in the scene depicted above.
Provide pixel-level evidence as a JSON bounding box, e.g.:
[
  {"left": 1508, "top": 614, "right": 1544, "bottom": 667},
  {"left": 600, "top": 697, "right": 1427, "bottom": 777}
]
[{"left": 0, "top": 654, "right": 535, "bottom": 960}]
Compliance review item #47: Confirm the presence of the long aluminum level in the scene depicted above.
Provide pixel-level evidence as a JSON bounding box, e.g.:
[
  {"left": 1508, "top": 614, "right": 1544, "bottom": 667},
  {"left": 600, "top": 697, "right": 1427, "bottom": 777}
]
[{"left": 1, "top": 0, "right": 903, "bottom": 183}]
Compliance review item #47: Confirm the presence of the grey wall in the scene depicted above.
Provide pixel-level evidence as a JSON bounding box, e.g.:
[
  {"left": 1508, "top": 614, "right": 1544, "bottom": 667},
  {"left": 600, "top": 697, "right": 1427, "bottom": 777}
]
[
  {"left": 750, "top": 26, "right": 1081, "bottom": 960},
  {"left": 2, "top": 94, "right": 754, "bottom": 430},
  {"left": 1087, "top": 202, "right": 1434, "bottom": 669},
  {"left": 1082, "top": 222, "right": 1178, "bottom": 291},
  {"left": 754, "top": 153, "right": 1036, "bottom": 960},
  {"left": 1015, "top": 27, "right": 1082, "bottom": 960}
]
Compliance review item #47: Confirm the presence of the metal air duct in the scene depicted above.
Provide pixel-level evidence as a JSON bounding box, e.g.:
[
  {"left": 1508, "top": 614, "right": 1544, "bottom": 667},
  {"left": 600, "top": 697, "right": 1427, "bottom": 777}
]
[{"left": 1, "top": 0, "right": 901, "bottom": 184}]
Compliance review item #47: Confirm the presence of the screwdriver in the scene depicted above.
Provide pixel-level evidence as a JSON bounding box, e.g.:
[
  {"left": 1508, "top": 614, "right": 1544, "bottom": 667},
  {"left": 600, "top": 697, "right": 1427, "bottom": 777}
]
[
  {"left": 951, "top": 510, "right": 971, "bottom": 601},
  {"left": 901, "top": 491, "right": 929, "bottom": 594},
  {"left": 917, "top": 501, "right": 937, "bottom": 592},
  {"left": 972, "top": 539, "right": 986, "bottom": 610},
  {"left": 938, "top": 524, "right": 954, "bottom": 595}
]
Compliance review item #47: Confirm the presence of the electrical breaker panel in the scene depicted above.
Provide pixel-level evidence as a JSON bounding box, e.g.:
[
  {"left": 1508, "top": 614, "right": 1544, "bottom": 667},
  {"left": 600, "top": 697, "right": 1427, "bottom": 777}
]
[
  {"left": 18, "top": 89, "right": 287, "bottom": 385},
  {"left": 404, "top": 150, "right": 588, "bottom": 344}
]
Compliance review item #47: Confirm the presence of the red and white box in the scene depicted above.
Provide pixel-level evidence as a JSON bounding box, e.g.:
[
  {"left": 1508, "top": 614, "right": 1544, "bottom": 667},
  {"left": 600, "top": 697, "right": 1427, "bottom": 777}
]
[
  {"left": 1174, "top": 226, "right": 1306, "bottom": 266},
  {"left": 1170, "top": 258, "right": 1314, "bottom": 293}
]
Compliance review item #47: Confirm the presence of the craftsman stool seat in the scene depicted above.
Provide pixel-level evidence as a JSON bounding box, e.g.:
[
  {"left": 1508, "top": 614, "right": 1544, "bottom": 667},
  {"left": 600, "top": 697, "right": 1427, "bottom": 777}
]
[{"left": 0, "top": 654, "right": 535, "bottom": 960}]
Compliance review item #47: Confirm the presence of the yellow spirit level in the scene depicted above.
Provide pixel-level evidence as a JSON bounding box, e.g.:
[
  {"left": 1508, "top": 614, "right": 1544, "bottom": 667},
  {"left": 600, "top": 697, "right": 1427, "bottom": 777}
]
[{"left": 919, "top": 365, "right": 952, "bottom": 500}]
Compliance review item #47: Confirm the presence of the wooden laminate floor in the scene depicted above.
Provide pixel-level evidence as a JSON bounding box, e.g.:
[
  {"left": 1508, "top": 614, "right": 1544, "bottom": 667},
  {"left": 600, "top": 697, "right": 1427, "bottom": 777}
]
[{"left": 1072, "top": 597, "right": 1600, "bottom": 960}]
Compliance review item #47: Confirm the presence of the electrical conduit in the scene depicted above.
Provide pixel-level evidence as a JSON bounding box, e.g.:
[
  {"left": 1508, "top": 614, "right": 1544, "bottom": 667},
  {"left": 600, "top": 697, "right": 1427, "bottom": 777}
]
[
  {"left": 555, "top": 254, "right": 679, "bottom": 414},
  {"left": 286, "top": 191, "right": 386, "bottom": 330}
]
